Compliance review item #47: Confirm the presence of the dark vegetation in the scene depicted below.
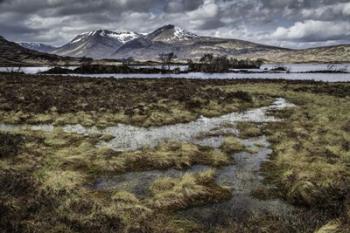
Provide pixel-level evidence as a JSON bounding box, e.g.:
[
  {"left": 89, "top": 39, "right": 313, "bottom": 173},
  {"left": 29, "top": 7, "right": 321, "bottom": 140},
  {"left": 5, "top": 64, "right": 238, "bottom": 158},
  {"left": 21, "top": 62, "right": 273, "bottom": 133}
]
[
  {"left": 0, "top": 73, "right": 258, "bottom": 124},
  {"left": 42, "top": 64, "right": 180, "bottom": 74},
  {"left": 289, "top": 83, "right": 350, "bottom": 98},
  {"left": 269, "top": 66, "right": 290, "bottom": 72},
  {"left": 159, "top": 52, "right": 177, "bottom": 70},
  {"left": 41, "top": 53, "right": 265, "bottom": 75},
  {"left": 188, "top": 54, "right": 264, "bottom": 73},
  {"left": 0, "top": 133, "right": 23, "bottom": 158}
]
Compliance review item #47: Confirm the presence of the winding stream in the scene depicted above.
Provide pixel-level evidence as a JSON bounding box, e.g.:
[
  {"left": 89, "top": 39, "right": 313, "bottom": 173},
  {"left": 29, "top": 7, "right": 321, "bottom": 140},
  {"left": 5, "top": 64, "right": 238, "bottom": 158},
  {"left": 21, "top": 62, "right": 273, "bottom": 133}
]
[{"left": 0, "top": 98, "right": 294, "bottom": 151}]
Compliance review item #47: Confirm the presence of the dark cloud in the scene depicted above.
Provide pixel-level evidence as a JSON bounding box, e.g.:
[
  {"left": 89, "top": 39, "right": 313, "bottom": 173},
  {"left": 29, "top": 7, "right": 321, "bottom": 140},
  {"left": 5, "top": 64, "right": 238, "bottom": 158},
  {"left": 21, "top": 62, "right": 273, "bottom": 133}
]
[
  {"left": 0, "top": 0, "right": 349, "bottom": 48},
  {"left": 165, "top": 0, "right": 204, "bottom": 12}
]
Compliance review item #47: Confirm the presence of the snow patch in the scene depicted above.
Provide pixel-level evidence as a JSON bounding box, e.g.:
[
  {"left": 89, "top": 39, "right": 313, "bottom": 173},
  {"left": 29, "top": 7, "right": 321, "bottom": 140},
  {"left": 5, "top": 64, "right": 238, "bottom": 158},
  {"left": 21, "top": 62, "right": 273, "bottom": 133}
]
[
  {"left": 173, "top": 26, "right": 198, "bottom": 40},
  {"left": 70, "top": 30, "right": 140, "bottom": 44}
]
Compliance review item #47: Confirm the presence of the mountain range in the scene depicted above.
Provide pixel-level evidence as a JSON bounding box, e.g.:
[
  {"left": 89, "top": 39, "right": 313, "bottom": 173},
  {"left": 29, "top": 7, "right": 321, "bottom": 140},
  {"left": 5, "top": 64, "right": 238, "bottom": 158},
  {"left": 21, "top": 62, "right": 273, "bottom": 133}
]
[
  {"left": 15, "top": 25, "right": 289, "bottom": 61},
  {"left": 2, "top": 24, "right": 350, "bottom": 63},
  {"left": 51, "top": 30, "right": 141, "bottom": 59}
]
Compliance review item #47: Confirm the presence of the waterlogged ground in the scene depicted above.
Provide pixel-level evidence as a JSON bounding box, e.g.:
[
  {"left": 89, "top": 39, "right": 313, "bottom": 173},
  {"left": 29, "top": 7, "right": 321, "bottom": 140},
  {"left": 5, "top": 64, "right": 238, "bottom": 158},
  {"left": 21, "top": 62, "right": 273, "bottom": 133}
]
[
  {"left": 0, "top": 98, "right": 293, "bottom": 151},
  {"left": 1, "top": 75, "right": 350, "bottom": 233},
  {"left": 0, "top": 98, "right": 303, "bottom": 230}
]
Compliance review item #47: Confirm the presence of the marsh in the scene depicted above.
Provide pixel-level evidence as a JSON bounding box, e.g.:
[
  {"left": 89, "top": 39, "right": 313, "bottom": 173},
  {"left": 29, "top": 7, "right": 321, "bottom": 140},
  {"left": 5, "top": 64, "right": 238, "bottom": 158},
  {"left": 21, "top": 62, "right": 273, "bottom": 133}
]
[{"left": 0, "top": 73, "right": 349, "bottom": 233}]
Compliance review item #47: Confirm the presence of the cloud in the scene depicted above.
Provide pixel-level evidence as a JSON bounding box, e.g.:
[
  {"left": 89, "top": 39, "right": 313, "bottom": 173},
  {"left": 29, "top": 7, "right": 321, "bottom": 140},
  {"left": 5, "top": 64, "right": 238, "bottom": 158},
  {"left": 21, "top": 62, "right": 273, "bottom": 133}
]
[
  {"left": 272, "top": 20, "right": 350, "bottom": 42},
  {"left": 0, "top": 0, "right": 349, "bottom": 48},
  {"left": 300, "top": 2, "right": 350, "bottom": 20},
  {"left": 165, "top": 0, "right": 204, "bottom": 13},
  {"left": 187, "top": 0, "right": 219, "bottom": 19}
]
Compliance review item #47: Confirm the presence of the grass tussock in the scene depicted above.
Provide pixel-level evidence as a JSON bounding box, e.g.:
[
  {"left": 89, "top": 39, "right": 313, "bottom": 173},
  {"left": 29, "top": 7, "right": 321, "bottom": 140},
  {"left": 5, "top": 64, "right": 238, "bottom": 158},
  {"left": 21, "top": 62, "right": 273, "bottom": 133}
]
[
  {"left": 221, "top": 136, "right": 246, "bottom": 153},
  {"left": 237, "top": 122, "right": 264, "bottom": 138},
  {"left": 116, "top": 142, "right": 232, "bottom": 172},
  {"left": 148, "top": 169, "right": 231, "bottom": 210},
  {"left": 0, "top": 135, "right": 205, "bottom": 233}
]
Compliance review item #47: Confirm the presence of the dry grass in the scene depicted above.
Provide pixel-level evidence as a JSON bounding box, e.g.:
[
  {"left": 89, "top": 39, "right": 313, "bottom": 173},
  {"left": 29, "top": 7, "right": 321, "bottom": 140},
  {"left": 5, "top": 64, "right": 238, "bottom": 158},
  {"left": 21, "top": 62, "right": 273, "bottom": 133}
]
[
  {"left": 148, "top": 169, "right": 231, "bottom": 210},
  {"left": 115, "top": 142, "right": 232, "bottom": 171},
  {"left": 237, "top": 122, "right": 264, "bottom": 138},
  {"left": 221, "top": 136, "right": 246, "bottom": 153}
]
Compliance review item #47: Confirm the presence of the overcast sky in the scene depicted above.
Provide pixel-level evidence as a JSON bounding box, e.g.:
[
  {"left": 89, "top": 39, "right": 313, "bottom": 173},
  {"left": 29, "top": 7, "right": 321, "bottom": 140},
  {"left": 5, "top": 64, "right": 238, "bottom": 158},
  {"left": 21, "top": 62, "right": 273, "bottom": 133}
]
[{"left": 1, "top": 0, "right": 349, "bottom": 49}]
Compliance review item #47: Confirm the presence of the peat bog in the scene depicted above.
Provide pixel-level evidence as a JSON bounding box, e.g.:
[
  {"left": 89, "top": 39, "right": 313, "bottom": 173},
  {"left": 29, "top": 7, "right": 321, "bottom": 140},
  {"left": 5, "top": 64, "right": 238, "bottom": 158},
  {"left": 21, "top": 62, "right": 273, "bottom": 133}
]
[{"left": 0, "top": 73, "right": 350, "bottom": 233}]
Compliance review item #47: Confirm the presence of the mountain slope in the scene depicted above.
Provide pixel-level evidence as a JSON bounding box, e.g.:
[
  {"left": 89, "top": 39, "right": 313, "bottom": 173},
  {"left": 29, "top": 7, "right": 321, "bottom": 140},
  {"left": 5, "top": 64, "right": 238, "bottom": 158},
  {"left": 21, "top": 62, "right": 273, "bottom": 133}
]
[
  {"left": 0, "top": 36, "right": 79, "bottom": 66},
  {"left": 53, "top": 30, "right": 141, "bottom": 59},
  {"left": 19, "top": 42, "right": 57, "bottom": 53},
  {"left": 112, "top": 25, "right": 289, "bottom": 61},
  {"left": 236, "top": 44, "right": 350, "bottom": 63}
]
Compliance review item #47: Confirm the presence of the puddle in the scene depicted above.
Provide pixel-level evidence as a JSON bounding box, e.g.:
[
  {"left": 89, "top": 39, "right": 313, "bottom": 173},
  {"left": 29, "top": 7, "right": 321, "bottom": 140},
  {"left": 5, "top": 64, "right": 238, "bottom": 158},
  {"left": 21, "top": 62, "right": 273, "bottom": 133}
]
[
  {"left": 178, "top": 136, "right": 294, "bottom": 226},
  {"left": 92, "top": 165, "right": 210, "bottom": 197},
  {"left": 92, "top": 136, "right": 295, "bottom": 227}
]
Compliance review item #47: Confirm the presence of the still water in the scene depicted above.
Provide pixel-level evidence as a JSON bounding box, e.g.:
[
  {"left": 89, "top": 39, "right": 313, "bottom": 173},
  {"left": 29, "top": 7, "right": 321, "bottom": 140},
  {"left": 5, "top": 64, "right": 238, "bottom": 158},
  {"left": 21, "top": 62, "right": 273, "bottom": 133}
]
[{"left": 0, "top": 64, "right": 349, "bottom": 82}]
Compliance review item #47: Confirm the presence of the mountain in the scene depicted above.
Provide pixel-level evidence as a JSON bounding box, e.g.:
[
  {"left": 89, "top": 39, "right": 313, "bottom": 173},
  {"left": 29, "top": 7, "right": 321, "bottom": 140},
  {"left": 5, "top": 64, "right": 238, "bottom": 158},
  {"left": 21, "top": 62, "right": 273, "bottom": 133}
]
[
  {"left": 146, "top": 25, "right": 198, "bottom": 42},
  {"left": 19, "top": 42, "right": 57, "bottom": 53},
  {"left": 20, "top": 25, "right": 348, "bottom": 63},
  {"left": 0, "top": 36, "right": 79, "bottom": 66},
  {"left": 52, "top": 30, "right": 141, "bottom": 59},
  {"left": 112, "top": 25, "right": 289, "bottom": 61}
]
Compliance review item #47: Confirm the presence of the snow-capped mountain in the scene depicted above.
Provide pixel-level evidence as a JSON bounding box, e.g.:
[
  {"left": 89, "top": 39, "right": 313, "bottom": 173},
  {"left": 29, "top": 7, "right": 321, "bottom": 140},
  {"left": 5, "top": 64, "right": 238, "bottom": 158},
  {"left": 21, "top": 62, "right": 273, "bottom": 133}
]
[
  {"left": 52, "top": 30, "right": 141, "bottom": 59},
  {"left": 146, "top": 25, "right": 198, "bottom": 42},
  {"left": 19, "top": 42, "right": 57, "bottom": 53},
  {"left": 70, "top": 30, "right": 140, "bottom": 45},
  {"left": 112, "top": 24, "right": 289, "bottom": 61}
]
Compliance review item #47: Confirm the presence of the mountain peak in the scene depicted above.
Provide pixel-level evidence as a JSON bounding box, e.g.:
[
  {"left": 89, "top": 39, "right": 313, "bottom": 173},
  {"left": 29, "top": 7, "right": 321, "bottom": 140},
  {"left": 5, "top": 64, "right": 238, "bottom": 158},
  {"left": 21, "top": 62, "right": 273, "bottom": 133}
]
[
  {"left": 70, "top": 30, "right": 141, "bottom": 44},
  {"left": 53, "top": 29, "right": 141, "bottom": 59},
  {"left": 147, "top": 25, "right": 198, "bottom": 42}
]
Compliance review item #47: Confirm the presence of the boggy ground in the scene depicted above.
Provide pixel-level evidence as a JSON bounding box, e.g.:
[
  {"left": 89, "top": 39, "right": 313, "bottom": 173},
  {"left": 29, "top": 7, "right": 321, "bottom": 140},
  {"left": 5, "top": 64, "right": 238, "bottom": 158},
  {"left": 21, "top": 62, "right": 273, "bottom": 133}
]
[
  {"left": 0, "top": 73, "right": 350, "bottom": 233},
  {"left": 0, "top": 73, "right": 272, "bottom": 127}
]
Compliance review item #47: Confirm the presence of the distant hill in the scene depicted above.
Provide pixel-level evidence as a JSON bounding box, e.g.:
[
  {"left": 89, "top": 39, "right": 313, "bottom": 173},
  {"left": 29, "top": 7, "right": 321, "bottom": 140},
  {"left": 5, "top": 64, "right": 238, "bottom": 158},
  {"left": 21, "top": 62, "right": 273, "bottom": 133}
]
[
  {"left": 268, "top": 44, "right": 350, "bottom": 63},
  {"left": 52, "top": 30, "right": 141, "bottom": 59},
  {"left": 0, "top": 36, "right": 80, "bottom": 66},
  {"left": 19, "top": 42, "right": 57, "bottom": 53}
]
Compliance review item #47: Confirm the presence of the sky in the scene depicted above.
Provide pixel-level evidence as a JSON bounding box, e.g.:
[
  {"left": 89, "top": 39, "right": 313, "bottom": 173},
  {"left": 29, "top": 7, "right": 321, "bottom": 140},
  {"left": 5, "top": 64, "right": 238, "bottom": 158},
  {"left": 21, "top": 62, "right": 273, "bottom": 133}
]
[{"left": 0, "top": 0, "right": 350, "bottom": 49}]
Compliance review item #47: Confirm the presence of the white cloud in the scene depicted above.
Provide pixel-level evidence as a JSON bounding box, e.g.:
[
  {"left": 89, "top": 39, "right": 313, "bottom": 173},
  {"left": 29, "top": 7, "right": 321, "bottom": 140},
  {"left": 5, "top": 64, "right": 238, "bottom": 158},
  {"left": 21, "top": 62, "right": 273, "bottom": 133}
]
[
  {"left": 343, "top": 3, "right": 350, "bottom": 15},
  {"left": 187, "top": 0, "right": 219, "bottom": 19},
  {"left": 300, "top": 2, "right": 350, "bottom": 19},
  {"left": 272, "top": 20, "right": 350, "bottom": 42}
]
